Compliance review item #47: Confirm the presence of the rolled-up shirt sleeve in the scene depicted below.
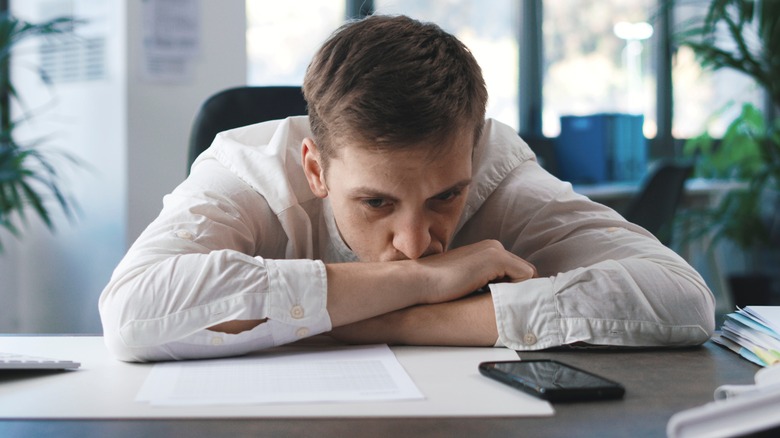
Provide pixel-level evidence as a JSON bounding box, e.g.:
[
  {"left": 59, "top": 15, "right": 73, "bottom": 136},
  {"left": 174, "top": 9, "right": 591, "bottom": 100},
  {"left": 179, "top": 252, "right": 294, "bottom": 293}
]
[
  {"left": 474, "top": 161, "right": 715, "bottom": 350},
  {"left": 99, "top": 160, "right": 332, "bottom": 362}
]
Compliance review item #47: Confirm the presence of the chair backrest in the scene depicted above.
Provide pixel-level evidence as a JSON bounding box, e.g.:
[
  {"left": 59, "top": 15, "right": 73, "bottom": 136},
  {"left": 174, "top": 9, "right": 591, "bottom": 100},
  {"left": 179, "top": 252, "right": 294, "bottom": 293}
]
[
  {"left": 188, "top": 86, "right": 308, "bottom": 171},
  {"left": 623, "top": 160, "right": 694, "bottom": 246}
]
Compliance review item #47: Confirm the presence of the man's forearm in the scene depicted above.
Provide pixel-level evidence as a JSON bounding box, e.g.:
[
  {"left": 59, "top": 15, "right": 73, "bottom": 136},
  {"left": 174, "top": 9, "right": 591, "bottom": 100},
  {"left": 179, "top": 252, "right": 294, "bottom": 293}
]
[
  {"left": 211, "top": 240, "right": 534, "bottom": 336},
  {"left": 327, "top": 292, "right": 498, "bottom": 346},
  {"left": 325, "top": 261, "right": 425, "bottom": 327},
  {"left": 326, "top": 240, "right": 535, "bottom": 328}
]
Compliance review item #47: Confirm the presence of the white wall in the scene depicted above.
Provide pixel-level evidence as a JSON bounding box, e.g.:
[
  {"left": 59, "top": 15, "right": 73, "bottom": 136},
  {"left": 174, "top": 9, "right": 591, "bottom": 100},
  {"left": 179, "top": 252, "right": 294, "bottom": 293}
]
[
  {"left": 0, "top": 0, "right": 246, "bottom": 333},
  {"left": 7, "top": 0, "right": 128, "bottom": 333},
  {"left": 125, "top": 0, "right": 247, "bottom": 241}
]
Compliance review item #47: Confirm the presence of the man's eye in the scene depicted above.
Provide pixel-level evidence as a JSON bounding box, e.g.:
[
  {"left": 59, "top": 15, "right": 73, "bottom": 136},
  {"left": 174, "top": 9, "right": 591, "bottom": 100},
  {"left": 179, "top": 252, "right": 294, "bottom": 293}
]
[
  {"left": 434, "top": 189, "right": 461, "bottom": 202},
  {"left": 363, "top": 198, "right": 388, "bottom": 208}
]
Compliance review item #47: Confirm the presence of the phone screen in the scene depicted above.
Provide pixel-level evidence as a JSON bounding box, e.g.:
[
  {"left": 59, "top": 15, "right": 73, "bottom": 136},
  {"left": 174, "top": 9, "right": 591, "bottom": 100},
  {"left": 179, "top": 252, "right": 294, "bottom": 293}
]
[{"left": 479, "top": 359, "right": 625, "bottom": 402}]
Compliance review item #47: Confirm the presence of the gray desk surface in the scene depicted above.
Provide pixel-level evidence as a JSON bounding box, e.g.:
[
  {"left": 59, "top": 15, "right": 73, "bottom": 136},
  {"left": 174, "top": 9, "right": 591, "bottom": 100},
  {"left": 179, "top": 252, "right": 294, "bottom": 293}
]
[{"left": 0, "top": 340, "right": 759, "bottom": 438}]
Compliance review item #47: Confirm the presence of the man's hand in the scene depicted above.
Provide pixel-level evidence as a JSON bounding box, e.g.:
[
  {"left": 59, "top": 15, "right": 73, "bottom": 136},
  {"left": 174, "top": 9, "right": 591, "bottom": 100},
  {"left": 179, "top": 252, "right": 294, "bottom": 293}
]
[{"left": 412, "top": 239, "right": 536, "bottom": 304}]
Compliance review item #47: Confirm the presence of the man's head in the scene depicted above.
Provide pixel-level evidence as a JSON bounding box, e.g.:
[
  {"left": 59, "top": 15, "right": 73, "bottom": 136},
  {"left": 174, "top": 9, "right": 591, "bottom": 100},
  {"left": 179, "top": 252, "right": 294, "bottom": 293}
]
[
  {"left": 302, "top": 14, "right": 488, "bottom": 165},
  {"left": 301, "top": 15, "right": 487, "bottom": 262}
]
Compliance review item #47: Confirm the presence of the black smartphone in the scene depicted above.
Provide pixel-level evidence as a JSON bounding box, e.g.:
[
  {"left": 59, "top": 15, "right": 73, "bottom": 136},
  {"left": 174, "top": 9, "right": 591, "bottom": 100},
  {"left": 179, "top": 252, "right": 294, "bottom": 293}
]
[{"left": 478, "top": 359, "right": 625, "bottom": 402}]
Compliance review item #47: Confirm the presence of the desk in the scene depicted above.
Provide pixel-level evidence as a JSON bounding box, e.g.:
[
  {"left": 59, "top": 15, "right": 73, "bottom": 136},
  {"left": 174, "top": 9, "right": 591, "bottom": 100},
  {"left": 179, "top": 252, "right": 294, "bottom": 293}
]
[{"left": 0, "top": 337, "right": 758, "bottom": 438}]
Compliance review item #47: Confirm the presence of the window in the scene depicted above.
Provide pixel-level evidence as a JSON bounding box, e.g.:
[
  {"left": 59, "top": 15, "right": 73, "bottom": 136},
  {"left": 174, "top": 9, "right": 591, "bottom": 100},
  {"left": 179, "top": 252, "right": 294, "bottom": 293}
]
[
  {"left": 246, "top": 0, "right": 767, "bottom": 147},
  {"left": 359, "top": 0, "right": 520, "bottom": 130},
  {"left": 246, "top": 1, "right": 345, "bottom": 85},
  {"left": 671, "top": 0, "right": 764, "bottom": 138},
  {"left": 542, "top": 0, "right": 657, "bottom": 138}
]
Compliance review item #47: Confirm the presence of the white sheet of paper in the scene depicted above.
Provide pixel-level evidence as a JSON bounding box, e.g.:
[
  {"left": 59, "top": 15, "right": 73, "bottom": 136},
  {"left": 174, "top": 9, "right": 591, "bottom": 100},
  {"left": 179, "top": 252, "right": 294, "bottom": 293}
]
[
  {"left": 744, "top": 306, "right": 780, "bottom": 334},
  {"left": 137, "top": 344, "right": 424, "bottom": 406}
]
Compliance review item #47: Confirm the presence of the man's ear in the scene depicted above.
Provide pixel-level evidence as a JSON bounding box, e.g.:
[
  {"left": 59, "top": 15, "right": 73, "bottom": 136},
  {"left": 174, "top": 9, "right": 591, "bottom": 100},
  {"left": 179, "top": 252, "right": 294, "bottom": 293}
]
[{"left": 302, "top": 138, "right": 328, "bottom": 198}]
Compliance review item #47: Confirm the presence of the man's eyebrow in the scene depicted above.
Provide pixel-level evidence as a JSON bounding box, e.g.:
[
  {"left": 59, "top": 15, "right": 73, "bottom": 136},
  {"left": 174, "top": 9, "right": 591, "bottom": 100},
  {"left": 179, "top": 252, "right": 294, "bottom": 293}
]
[
  {"left": 348, "top": 179, "right": 472, "bottom": 200},
  {"left": 450, "top": 179, "right": 473, "bottom": 189},
  {"left": 432, "top": 179, "right": 472, "bottom": 197},
  {"left": 348, "top": 187, "right": 400, "bottom": 201}
]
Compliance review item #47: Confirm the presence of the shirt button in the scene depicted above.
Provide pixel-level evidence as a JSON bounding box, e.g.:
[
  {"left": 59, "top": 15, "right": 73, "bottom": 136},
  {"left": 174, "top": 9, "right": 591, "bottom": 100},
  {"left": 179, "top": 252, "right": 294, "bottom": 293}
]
[
  {"left": 295, "top": 327, "right": 310, "bottom": 338},
  {"left": 210, "top": 336, "right": 224, "bottom": 346},
  {"left": 606, "top": 227, "right": 619, "bottom": 233},
  {"left": 523, "top": 333, "right": 537, "bottom": 345},
  {"left": 176, "top": 230, "right": 194, "bottom": 240},
  {"left": 290, "top": 305, "right": 305, "bottom": 319}
]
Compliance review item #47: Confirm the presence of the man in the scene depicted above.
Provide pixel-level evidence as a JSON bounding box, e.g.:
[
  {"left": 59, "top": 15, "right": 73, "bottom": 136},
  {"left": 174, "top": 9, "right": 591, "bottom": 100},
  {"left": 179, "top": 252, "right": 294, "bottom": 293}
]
[{"left": 99, "top": 15, "right": 714, "bottom": 362}]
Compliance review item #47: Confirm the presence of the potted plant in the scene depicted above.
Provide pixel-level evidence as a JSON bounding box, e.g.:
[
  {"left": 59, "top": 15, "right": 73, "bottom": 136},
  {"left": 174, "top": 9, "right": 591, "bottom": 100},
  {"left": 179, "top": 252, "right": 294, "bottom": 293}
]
[
  {"left": 676, "top": 0, "right": 780, "bottom": 307},
  {"left": 0, "top": 13, "right": 81, "bottom": 251}
]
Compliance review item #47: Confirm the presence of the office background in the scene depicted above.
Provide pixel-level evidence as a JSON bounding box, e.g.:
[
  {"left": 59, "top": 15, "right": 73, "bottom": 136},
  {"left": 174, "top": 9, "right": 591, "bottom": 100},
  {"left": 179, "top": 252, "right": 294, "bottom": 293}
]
[{"left": 0, "top": 0, "right": 767, "bottom": 334}]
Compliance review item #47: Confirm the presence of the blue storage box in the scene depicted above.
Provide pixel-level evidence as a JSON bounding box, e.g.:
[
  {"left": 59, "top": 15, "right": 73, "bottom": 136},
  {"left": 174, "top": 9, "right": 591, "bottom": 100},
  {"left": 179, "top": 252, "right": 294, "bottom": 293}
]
[{"left": 554, "top": 113, "right": 647, "bottom": 184}]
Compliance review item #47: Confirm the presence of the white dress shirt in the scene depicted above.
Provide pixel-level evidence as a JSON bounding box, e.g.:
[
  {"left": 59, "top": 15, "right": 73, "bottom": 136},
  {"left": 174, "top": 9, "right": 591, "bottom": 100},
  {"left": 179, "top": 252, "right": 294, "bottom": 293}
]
[{"left": 99, "top": 117, "right": 715, "bottom": 362}]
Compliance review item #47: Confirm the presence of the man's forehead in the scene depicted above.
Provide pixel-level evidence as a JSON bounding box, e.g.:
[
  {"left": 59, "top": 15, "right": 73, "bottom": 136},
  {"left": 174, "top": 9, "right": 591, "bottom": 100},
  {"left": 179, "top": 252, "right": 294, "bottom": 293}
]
[
  {"left": 326, "top": 136, "right": 474, "bottom": 198},
  {"left": 330, "top": 131, "right": 476, "bottom": 162}
]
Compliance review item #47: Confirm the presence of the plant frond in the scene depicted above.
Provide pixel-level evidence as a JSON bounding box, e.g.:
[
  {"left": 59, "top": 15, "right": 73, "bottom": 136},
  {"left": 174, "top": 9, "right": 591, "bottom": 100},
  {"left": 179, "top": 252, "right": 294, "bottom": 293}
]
[{"left": 0, "top": 12, "right": 86, "bottom": 250}]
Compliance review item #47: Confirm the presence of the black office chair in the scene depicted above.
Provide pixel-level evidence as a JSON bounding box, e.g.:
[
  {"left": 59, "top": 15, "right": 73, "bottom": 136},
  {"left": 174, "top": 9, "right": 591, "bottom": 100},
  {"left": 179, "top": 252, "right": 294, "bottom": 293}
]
[
  {"left": 623, "top": 160, "right": 694, "bottom": 246},
  {"left": 523, "top": 134, "right": 559, "bottom": 177},
  {"left": 188, "top": 86, "right": 308, "bottom": 171}
]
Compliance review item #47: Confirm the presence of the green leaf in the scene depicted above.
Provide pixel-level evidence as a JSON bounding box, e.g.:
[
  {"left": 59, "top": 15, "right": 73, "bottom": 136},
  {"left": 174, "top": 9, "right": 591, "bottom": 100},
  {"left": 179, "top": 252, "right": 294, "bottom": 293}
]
[
  {"left": 18, "top": 179, "right": 52, "bottom": 229},
  {"left": 0, "top": 12, "right": 85, "bottom": 251}
]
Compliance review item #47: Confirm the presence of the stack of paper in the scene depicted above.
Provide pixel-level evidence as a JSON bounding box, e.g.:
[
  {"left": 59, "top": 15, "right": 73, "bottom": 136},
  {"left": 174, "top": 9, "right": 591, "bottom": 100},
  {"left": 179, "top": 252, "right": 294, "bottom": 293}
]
[{"left": 713, "top": 306, "right": 780, "bottom": 367}]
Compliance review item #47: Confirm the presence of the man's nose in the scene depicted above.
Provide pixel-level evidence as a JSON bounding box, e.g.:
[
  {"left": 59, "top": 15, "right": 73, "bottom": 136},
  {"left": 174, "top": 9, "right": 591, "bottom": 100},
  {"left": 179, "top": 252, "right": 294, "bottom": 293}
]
[{"left": 392, "top": 212, "right": 432, "bottom": 260}]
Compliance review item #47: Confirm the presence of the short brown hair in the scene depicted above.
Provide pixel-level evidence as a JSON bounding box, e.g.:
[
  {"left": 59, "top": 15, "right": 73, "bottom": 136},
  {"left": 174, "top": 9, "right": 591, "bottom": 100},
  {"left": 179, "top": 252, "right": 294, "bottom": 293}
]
[{"left": 303, "top": 15, "right": 487, "bottom": 163}]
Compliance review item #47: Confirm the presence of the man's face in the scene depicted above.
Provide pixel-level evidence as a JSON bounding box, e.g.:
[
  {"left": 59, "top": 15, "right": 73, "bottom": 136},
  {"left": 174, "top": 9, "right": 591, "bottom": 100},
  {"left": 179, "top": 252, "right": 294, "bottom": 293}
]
[{"left": 303, "top": 135, "right": 473, "bottom": 262}]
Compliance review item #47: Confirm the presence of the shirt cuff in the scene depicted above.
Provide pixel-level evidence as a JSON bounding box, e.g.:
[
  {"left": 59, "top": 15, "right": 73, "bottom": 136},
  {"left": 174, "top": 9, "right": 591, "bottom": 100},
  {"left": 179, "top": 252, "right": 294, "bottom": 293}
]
[
  {"left": 490, "top": 277, "right": 562, "bottom": 350},
  {"left": 264, "top": 258, "right": 332, "bottom": 343}
]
